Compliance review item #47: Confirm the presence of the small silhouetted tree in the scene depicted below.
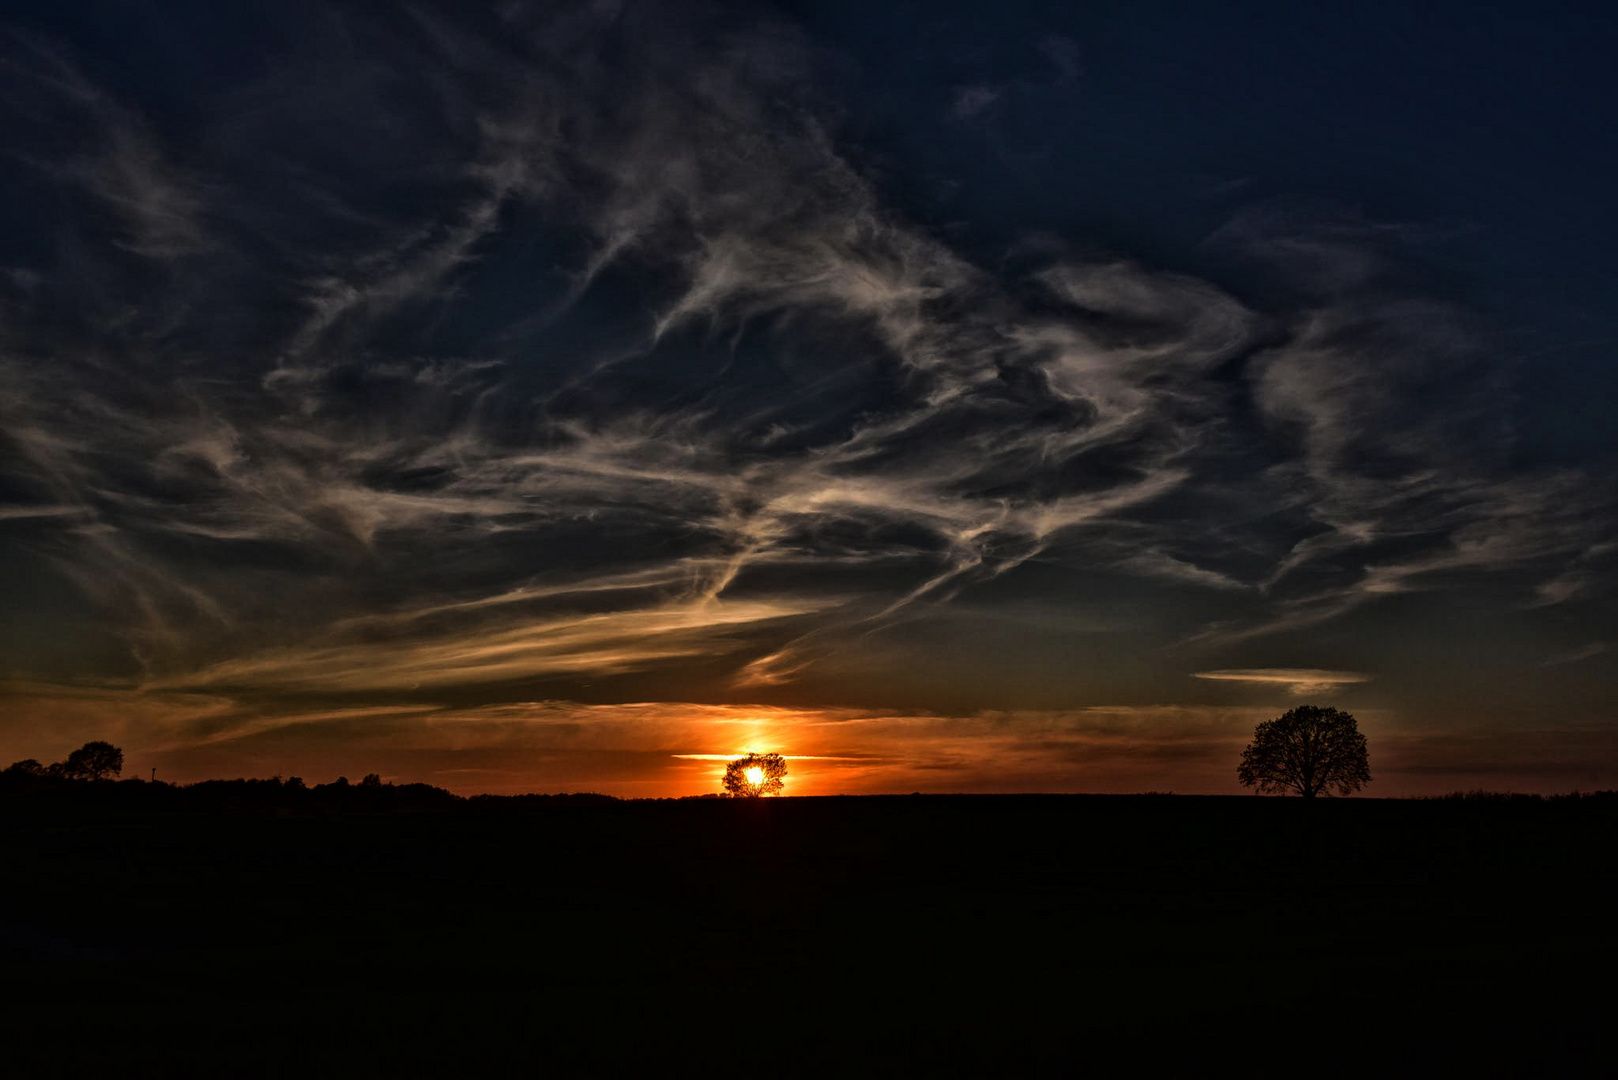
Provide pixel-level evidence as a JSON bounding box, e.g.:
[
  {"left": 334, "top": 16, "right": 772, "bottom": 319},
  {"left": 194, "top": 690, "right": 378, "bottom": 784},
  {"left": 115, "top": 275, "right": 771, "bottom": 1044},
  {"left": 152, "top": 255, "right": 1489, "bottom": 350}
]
[
  {"left": 361, "top": 773, "right": 382, "bottom": 787},
  {"left": 722, "top": 753, "right": 788, "bottom": 798},
  {"left": 1238, "top": 705, "right": 1370, "bottom": 798},
  {"left": 58, "top": 741, "right": 124, "bottom": 782},
  {"left": 4, "top": 758, "right": 47, "bottom": 777}
]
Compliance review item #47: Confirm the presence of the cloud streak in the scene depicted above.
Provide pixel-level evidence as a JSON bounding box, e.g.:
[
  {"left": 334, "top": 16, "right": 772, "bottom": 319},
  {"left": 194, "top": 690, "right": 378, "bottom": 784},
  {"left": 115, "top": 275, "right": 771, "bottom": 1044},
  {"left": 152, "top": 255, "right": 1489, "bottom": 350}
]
[{"left": 1193, "top": 669, "right": 1370, "bottom": 696}]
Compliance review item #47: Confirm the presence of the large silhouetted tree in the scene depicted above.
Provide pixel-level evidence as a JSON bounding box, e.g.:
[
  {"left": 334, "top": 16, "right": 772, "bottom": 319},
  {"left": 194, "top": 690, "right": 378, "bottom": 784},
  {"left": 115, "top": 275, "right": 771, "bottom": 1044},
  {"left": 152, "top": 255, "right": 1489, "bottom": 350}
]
[
  {"left": 58, "top": 741, "right": 124, "bottom": 782},
  {"left": 1238, "top": 705, "right": 1370, "bottom": 798},
  {"left": 722, "top": 753, "right": 787, "bottom": 798}
]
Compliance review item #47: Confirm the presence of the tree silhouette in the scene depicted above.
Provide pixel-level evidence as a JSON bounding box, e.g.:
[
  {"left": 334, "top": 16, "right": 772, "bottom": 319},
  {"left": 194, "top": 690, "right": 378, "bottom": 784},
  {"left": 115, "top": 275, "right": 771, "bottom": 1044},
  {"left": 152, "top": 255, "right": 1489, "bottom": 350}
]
[
  {"left": 1238, "top": 705, "right": 1370, "bottom": 798},
  {"left": 722, "top": 753, "right": 787, "bottom": 798},
  {"left": 56, "top": 741, "right": 124, "bottom": 782}
]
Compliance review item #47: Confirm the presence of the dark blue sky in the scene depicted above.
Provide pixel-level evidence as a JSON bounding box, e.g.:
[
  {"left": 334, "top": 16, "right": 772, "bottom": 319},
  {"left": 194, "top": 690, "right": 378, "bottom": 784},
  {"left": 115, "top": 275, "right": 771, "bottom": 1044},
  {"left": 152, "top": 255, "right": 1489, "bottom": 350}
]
[
  {"left": 1, "top": 1, "right": 1614, "bottom": 794},
  {"left": 799, "top": 1, "right": 1618, "bottom": 457}
]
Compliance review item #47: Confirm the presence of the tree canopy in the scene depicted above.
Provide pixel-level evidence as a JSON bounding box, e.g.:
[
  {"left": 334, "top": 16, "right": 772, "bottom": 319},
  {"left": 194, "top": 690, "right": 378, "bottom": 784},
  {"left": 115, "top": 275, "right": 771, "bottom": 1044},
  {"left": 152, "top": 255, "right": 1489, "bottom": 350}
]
[
  {"left": 722, "top": 753, "right": 788, "bottom": 798},
  {"left": 1238, "top": 705, "right": 1371, "bottom": 798},
  {"left": 58, "top": 740, "right": 125, "bottom": 781}
]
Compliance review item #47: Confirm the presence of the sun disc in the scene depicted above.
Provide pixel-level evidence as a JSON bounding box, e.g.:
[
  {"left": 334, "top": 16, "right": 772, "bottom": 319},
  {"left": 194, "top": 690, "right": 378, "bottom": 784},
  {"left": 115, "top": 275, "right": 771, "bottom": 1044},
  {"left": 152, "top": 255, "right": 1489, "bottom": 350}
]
[{"left": 744, "top": 766, "right": 765, "bottom": 785}]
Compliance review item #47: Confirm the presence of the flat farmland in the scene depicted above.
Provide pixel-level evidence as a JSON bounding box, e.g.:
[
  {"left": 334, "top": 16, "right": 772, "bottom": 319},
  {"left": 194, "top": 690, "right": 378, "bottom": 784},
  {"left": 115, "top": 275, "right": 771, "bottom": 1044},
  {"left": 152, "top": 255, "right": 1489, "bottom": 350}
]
[{"left": 4, "top": 794, "right": 1613, "bottom": 1075}]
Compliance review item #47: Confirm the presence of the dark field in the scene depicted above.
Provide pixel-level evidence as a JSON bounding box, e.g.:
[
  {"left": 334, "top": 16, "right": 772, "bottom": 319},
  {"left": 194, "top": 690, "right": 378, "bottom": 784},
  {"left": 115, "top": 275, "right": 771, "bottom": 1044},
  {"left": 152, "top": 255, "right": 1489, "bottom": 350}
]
[{"left": 4, "top": 792, "right": 1614, "bottom": 1075}]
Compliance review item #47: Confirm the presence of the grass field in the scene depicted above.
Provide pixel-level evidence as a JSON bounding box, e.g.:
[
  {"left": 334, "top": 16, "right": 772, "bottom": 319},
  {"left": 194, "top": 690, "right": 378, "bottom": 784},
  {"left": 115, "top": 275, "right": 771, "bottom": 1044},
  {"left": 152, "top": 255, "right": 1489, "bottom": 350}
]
[{"left": 4, "top": 791, "right": 1614, "bottom": 1075}]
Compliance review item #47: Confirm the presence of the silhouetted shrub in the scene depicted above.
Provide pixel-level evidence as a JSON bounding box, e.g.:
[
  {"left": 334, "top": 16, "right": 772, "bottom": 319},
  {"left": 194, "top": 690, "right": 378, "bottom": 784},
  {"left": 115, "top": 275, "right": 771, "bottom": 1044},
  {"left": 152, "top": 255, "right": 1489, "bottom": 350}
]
[
  {"left": 0, "top": 758, "right": 61, "bottom": 794},
  {"left": 467, "top": 792, "right": 620, "bottom": 807},
  {"left": 1429, "top": 790, "right": 1542, "bottom": 802}
]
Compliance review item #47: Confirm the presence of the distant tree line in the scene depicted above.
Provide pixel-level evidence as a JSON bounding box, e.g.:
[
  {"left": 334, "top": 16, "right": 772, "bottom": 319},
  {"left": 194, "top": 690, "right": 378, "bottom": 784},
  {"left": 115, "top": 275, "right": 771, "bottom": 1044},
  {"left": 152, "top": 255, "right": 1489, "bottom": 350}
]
[
  {"left": 0, "top": 746, "right": 642, "bottom": 812},
  {"left": 3, "top": 740, "right": 123, "bottom": 783},
  {"left": 0, "top": 760, "right": 458, "bottom": 812},
  {"left": 1420, "top": 790, "right": 1618, "bottom": 803}
]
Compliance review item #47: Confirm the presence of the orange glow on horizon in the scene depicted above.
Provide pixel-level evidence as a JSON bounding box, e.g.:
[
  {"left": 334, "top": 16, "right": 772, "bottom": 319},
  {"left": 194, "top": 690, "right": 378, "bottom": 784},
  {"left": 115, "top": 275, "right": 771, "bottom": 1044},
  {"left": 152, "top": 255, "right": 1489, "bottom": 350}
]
[
  {"left": 0, "top": 692, "right": 1280, "bottom": 798},
  {"left": 7, "top": 685, "right": 1572, "bottom": 800}
]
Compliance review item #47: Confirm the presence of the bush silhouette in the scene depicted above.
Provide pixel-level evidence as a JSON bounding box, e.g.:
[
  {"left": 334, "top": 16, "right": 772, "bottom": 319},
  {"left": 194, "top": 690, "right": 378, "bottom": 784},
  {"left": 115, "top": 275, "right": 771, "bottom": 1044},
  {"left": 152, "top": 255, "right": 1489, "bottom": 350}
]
[
  {"left": 722, "top": 753, "right": 788, "bottom": 797},
  {"left": 1238, "top": 705, "right": 1370, "bottom": 798}
]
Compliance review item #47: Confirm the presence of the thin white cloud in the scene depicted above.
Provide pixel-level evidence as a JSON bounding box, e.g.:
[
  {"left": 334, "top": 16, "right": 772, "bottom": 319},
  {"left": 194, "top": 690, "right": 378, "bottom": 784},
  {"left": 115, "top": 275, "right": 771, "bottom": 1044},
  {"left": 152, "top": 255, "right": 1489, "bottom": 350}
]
[
  {"left": 0, "top": 505, "right": 86, "bottom": 522},
  {"left": 1194, "top": 669, "right": 1371, "bottom": 696},
  {"left": 952, "top": 84, "right": 1003, "bottom": 120},
  {"left": 1, "top": 34, "right": 211, "bottom": 260},
  {"left": 1539, "top": 642, "right": 1609, "bottom": 668}
]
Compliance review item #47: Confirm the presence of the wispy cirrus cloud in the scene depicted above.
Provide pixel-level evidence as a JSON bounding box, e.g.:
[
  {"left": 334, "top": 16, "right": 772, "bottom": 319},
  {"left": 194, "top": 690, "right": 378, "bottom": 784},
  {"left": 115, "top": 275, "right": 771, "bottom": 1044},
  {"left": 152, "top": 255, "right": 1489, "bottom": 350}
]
[
  {"left": 1, "top": 32, "right": 211, "bottom": 261},
  {"left": 1193, "top": 669, "right": 1370, "bottom": 696},
  {"left": 1539, "top": 642, "right": 1609, "bottom": 668},
  {"left": 147, "top": 593, "right": 831, "bottom": 695}
]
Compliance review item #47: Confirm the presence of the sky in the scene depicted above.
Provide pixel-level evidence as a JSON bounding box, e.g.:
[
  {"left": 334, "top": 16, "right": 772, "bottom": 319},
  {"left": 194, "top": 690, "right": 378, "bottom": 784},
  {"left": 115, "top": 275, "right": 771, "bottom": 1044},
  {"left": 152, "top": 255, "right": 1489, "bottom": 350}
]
[{"left": 1, "top": 0, "right": 1615, "bottom": 796}]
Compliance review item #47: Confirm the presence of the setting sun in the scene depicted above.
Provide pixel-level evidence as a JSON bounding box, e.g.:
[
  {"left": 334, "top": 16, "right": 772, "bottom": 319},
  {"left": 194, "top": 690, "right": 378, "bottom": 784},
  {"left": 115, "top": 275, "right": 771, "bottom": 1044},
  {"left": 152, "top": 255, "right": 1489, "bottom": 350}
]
[{"left": 744, "top": 766, "right": 765, "bottom": 786}]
